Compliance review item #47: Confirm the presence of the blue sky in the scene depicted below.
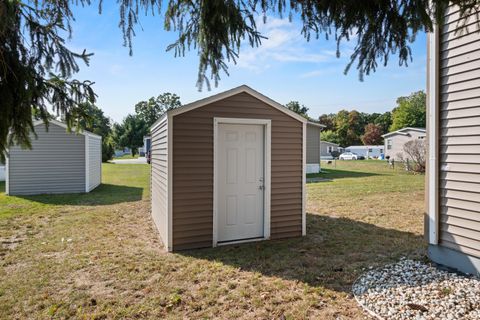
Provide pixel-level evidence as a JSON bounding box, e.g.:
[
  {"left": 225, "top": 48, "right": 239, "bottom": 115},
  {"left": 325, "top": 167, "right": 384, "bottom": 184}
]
[{"left": 70, "top": 3, "right": 427, "bottom": 123}]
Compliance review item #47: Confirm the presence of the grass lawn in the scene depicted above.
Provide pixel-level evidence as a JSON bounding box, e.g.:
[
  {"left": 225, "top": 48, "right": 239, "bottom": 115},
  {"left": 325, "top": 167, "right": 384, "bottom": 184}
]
[
  {"left": 113, "top": 153, "right": 139, "bottom": 160},
  {"left": 0, "top": 161, "right": 426, "bottom": 319}
]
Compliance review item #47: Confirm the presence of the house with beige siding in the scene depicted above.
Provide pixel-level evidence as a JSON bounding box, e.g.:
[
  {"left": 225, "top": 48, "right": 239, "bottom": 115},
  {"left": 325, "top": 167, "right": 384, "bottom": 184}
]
[
  {"left": 321, "top": 141, "right": 342, "bottom": 159},
  {"left": 5, "top": 120, "right": 101, "bottom": 195},
  {"left": 426, "top": 6, "right": 480, "bottom": 275},
  {"left": 306, "top": 122, "right": 325, "bottom": 173},
  {"left": 382, "top": 127, "right": 426, "bottom": 160},
  {"left": 150, "top": 85, "right": 307, "bottom": 251}
]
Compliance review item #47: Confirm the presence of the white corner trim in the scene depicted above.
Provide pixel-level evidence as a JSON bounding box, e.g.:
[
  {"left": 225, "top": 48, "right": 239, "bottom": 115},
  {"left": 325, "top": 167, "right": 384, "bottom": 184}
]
[
  {"left": 428, "top": 25, "right": 439, "bottom": 245},
  {"left": 166, "top": 114, "right": 173, "bottom": 252},
  {"left": 212, "top": 117, "right": 272, "bottom": 247},
  {"left": 5, "top": 150, "right": 9, "bottom": 195},
  {"left": 302, "top": 122, "right": 307, "bottom": 236},
  {"left": 85, "top": 135, "right": 90, "bottom": 193},
  {"left": 213, "top": 118, "right": 218, "bottom": 247}
]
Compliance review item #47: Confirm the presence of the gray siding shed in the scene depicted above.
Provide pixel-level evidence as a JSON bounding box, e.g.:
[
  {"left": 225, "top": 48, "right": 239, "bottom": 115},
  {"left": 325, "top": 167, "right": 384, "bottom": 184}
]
[{"left": 6, "top": 120, "right": 101, "bottom": 195}]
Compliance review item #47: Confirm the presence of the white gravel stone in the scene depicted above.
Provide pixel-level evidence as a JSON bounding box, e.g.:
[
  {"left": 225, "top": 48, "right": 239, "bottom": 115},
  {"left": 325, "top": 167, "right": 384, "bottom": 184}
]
[{"left": 352, "top": 259, "right": 480, "bottom": 320}]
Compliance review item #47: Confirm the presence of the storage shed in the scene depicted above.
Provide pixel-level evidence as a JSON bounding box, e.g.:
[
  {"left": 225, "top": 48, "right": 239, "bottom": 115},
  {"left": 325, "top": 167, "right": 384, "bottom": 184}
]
[
  {"left": 6, "top": 120, "right": 102, "bottom": 195},
  {"left": 426, "top": 5, "right": 480, "bottom": 275},
  {"left": 306, "top": 122, "right": 325, "bottom": 173},
  {"left": 150, "top": 85, "right": 307, "bottom": 251}
]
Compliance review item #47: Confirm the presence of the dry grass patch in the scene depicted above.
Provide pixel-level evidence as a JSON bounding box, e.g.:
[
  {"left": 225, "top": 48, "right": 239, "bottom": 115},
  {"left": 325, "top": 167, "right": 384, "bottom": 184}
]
[{"left": 0, "top": 161, "right": 425, "bottom": 319}]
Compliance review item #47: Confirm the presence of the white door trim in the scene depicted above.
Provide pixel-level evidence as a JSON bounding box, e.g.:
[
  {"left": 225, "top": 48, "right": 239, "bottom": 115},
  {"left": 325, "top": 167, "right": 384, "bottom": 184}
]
[{"left": 213, "top": 117, "right": 271, "bottom": 247}]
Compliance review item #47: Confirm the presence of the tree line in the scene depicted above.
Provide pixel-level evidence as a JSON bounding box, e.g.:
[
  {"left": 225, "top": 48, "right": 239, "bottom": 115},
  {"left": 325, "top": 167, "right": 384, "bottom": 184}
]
[
  {"left": 75, "top": 93, "right": 181, "bottom": 162},
  {"left": 287, "top": 91, "right": 426, "bottom": 147},
  {"left": 79, "top": 89, "right": 425, "bottom": 162}
]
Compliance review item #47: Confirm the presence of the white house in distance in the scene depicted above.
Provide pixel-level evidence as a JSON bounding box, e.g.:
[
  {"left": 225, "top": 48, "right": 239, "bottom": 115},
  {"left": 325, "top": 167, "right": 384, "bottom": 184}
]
[
  {"left": 345, "top": 145, "right": 384, "bottom": 158},
  {"left": 320, "top": 141, "right": 343, "bottom": 160},
  {"left": 382, "top": 127, "right": 426, "bottom": 160}
]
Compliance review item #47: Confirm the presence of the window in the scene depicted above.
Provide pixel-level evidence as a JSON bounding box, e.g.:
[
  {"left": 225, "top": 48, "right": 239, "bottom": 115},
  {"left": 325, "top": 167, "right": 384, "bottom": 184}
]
[
  {"left": 387, "top": 139, "right": 392, "bottom": 150},
  {"left": 328, "top": 146, "right": 333, "bottom": 153},
  {"left": 380, "top": 149, "right": 384, "bottom": 153},
  {"left": 368, "top": 148, "right": 373, "bottom": 152}
]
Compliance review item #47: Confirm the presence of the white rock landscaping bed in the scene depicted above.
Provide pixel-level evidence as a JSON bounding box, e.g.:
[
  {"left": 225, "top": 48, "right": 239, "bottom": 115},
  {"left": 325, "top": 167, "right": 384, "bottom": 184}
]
[{"left": 352, "top": 259, "right": 480, "bottom": 320}]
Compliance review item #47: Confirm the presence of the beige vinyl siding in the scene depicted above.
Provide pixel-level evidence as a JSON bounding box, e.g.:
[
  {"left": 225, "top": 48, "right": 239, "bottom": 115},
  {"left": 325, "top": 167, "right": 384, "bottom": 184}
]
[
  {"left": 306, "top": 124, "right": 320, "bottom": 164},
  {"left": 172, "top": 92, "right": 303, "bottom": 250},
  {"left": 8, "top": 123, "right": 86, "bottom": 195},
  {"left": 438, "top": 9, "right": 480, "bottom": 258},
  {"left": 384, "top": 129, "right": 426, "bottom": 161},
  {"left": 150, "top": 118, "right": 169, "bottom": 246},
  {"left": 88, "top": 136, "right": 102, "bottom": 191}
]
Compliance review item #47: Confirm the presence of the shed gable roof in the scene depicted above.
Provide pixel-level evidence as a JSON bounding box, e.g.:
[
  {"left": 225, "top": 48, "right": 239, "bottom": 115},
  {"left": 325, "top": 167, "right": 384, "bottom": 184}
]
[
  {"left": 33, "top": 119, "right": 101, "bottom": 139},
  {"left": 381, "top": 127, "right": 426, "bottom": 138},
  {"left": 166, "top": 85, "right": 308, "bottom": 123}
]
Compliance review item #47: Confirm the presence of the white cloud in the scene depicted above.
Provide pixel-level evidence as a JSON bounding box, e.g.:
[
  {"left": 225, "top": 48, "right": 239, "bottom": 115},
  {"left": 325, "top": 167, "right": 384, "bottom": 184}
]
[{"left": 234, "top": 17, "right": 337, "bottom": 72}]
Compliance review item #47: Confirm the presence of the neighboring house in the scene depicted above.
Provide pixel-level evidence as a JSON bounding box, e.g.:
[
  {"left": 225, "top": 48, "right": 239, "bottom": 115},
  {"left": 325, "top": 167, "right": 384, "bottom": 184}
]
[
  {"left": 114, "top": 147, "right": 131, "bottom": 157},
  {"left": 150, "top": 85, "right": 307, "bottom": 251},
  {"left": 5, "top": 120, "right": 101, "bottom": 195},
  {"left": 306, "top": 122, "right": 325, "bottom": 173},
  {"left": 0, "top": 165, "right": 4, "bottom": 182},
  {"left": 345, "top": 145, "right": 384, "bottom": 158},
  {"left": 382, "top": 127, "right": 426, "bottom": 160},
  {"left": 426, "top": 7, "right": 480, "bottom": 275},
  {"left": 321, "top": 141, "right": 342, "bottom": 160},
  {"left": 143, "top": 135, "right": 151, "bottom": 155}
]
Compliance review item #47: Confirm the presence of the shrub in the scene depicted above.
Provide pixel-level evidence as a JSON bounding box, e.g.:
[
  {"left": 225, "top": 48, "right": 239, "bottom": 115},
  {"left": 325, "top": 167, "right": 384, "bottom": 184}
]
[{"left": 403, "top": 140, "right": 426, "bottom": 173}]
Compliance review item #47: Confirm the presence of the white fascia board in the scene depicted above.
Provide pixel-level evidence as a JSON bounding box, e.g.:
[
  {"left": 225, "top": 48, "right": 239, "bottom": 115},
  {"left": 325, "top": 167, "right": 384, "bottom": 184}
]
[{"left": 168, "top": 85, "right": 308, "bottom": 124}]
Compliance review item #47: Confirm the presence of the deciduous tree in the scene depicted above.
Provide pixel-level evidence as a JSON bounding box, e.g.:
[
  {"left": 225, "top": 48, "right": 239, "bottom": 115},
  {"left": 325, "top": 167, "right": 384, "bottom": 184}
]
[
  {"left": 390, "top": 91, "right": 426, "bottom": 131},
  {"left": 285, "top": 101, "right": 310, "bottom": 119},
  {"left": 135, "top": 93, "right": 182, "bottom": 128},
  {"left": 113, "top": 115, "right": 147, "bottom": 157},
  {"left": 361, "top": 123, "right": 383, "bottom": 145}
]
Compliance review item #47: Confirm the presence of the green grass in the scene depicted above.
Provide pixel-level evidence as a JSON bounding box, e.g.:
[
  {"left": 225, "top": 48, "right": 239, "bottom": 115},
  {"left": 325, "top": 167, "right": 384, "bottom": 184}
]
[
  {"left": 0, "top": 161, "right": 426, "bottom": 319},
  {"left": 113, "top": 153, "right": 139, "bottom": 159}
]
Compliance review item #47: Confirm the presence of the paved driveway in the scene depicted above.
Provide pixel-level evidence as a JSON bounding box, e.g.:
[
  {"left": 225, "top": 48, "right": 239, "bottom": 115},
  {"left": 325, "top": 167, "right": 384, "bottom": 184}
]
[{"left": 110, "top": 157, "right": 148, "bottom": 164}]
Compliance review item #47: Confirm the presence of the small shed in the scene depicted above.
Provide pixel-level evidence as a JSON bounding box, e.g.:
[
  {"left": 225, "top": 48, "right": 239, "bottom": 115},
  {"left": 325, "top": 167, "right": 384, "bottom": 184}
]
[
  {"left": 306, "top": 122, "right": 325, "bottom": 173},
  {"left": 150, "top": 85, "right": 307, "bottom": 251},
  {"left": 6, "top": 120, "right": 102, "bottom": 195}
]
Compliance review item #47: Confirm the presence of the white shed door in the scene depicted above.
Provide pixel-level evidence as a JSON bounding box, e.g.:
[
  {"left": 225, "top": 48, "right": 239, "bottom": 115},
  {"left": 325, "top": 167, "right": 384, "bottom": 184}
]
[{"left": 217, "top": 123, "right": 265, "bottom": 243}]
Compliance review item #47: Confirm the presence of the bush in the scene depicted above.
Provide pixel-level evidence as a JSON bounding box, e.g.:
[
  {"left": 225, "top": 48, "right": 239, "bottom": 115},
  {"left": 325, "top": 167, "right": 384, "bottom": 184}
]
[
  {"left": 102, "top": 137, "right": 115, "bottom": 162},
  {"left": 403, "top": 140, "right": 426, "bottom": 173},
  {"left": 330, "top": 150, "right": 341, "bottom": 159}
]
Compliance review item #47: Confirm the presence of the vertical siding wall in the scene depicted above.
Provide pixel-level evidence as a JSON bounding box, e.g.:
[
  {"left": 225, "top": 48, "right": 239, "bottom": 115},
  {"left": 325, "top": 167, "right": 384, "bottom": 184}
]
[
  {"left": 8, "top": 123, "right": 86, "bottom": 195},
  {"left": 151, "top": 118, "right": 169, "bottom": 246},
  {"left": 172, "top": 92, "right": 303, "bottom": 250},
  {"left": 439, "top": 6, "right": 480, "bottom": 257},
  {"left": 306, "top": 125, "right": 320, "bottom": 164},
  {"left": 88, "top": 136, "right": 102, "bottom": 191}
]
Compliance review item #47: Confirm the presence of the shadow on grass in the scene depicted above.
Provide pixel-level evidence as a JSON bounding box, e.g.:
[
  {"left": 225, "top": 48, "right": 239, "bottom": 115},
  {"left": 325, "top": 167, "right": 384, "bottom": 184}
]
[
  {"left": 179, "top": 213, "right": 426, "bottom": 293},
  {"left": 8, "top": 183, "right": 143, "bottom": 206},
  {"left": 308, "top": 168, "right": 382, "bottom": 180}
]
